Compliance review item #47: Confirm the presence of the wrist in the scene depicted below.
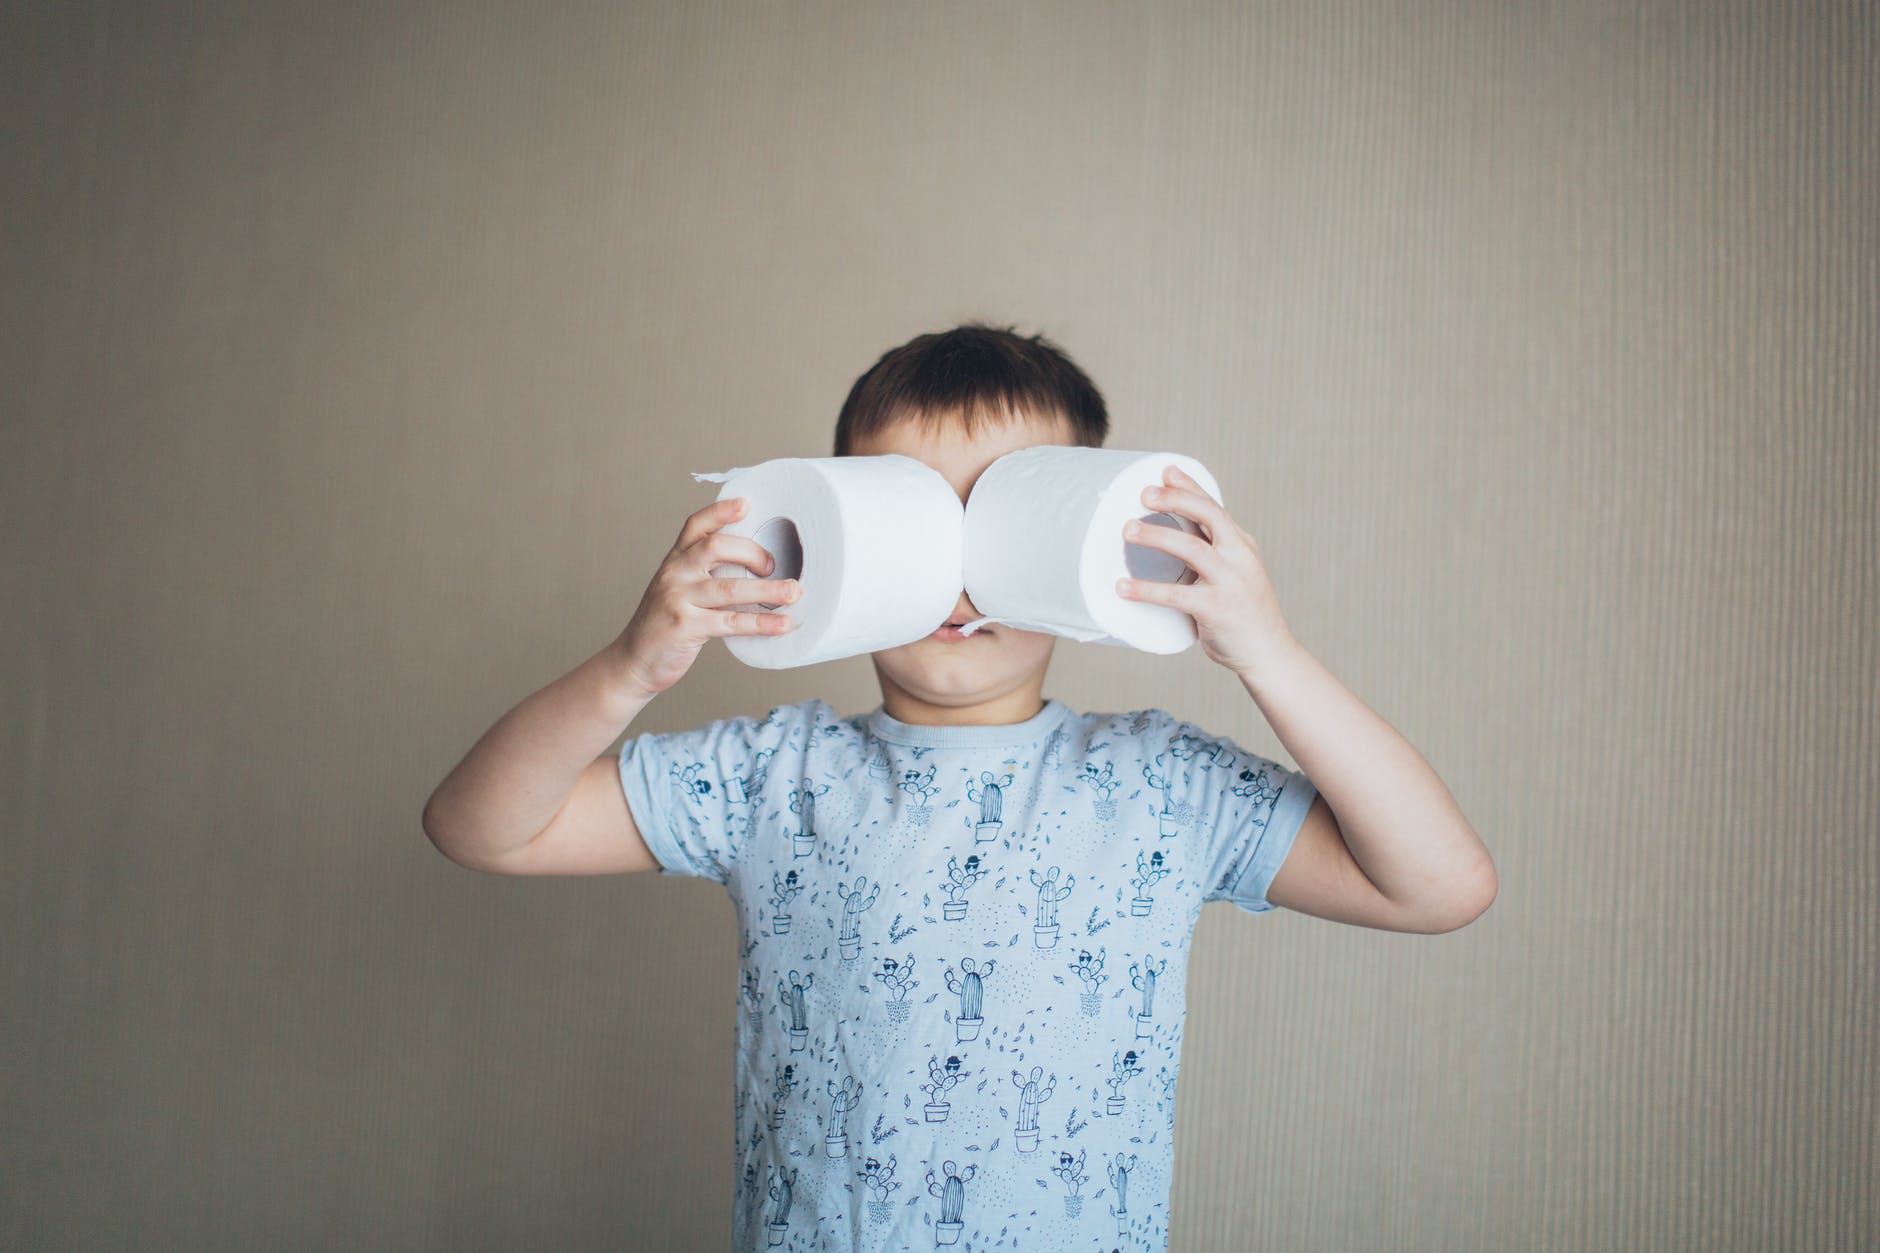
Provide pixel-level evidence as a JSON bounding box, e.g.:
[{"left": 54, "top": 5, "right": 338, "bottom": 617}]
[
  {"left": 1233, "top": 630, "right": 1309, "bottom": 698},
  {"left": 598, "top": 636, "right": 662, "bottom": 721}
]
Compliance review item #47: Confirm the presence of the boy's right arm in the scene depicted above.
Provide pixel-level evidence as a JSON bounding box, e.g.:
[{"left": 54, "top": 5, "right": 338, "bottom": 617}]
[{"left": 420, "top": 495, "right": 801, "bottom": 876}]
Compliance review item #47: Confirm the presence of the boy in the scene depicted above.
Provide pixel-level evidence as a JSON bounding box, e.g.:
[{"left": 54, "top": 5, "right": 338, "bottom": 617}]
[{"left": 422, "top": 323, "right": 1496, "bottom": 1250}]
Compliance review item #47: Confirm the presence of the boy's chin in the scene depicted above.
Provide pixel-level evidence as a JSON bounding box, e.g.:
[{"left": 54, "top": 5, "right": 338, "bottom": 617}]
[{"left": 871, "top": 633, "right": 1054, "bottom": 704}]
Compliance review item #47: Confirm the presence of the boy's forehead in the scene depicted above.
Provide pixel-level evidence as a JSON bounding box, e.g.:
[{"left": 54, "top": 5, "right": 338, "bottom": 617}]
[{"left": 849, "top": 409, "right": 1077, "bottom": 500}]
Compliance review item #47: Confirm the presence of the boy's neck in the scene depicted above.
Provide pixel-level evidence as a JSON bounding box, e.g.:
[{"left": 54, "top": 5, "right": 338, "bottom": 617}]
[{"left": 875, "top": 672, "right": 1049, "bottom": 728}]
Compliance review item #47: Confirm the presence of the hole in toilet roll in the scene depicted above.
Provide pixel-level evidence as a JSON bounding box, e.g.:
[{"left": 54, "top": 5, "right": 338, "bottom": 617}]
[
  {"left": 712, "top": 516, "right": 803, "bottom": 611},
  {"left": 1124, "top": 512, "right": 1200, "bottom": 585}
]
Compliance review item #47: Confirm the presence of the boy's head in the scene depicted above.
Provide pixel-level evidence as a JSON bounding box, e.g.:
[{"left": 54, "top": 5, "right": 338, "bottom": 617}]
[{"left": 835, "top": 322, "right": 1108, "bottom": 714}]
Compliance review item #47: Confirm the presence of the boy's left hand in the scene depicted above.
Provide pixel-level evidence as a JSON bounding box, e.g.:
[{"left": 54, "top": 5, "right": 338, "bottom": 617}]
[{"left": 1116, "top": 464, "right": 1298, "bottom": 681}]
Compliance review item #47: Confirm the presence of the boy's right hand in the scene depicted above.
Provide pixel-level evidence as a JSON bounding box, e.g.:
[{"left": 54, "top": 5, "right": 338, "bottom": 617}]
[{"left": 613, "top": 496, "right": 801, "bottom": 696}]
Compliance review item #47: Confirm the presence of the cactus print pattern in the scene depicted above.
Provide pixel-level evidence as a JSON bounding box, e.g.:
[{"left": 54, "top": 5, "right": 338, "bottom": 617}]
[{"left": 617, "top": 699, "right": 1318, "bottom": 1251}]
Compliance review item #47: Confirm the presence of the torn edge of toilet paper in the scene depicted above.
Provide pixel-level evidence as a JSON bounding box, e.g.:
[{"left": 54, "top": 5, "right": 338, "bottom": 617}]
[
  {"left": 957, "top": 615, "right": 1109, "bottom": 644},
  {"left": 691, "top": 468, "right": 754, "bottom": 484}
]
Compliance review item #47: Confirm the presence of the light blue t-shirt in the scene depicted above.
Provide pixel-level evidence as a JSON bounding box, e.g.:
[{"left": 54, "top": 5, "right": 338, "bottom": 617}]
[{"left": 617, "top": 697, "right": 1317, "bottom": 1252}]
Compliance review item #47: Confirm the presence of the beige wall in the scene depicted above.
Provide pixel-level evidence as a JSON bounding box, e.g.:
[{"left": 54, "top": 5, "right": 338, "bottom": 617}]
[{"left": 4, "top": 2, "right": 1874, "bottom": 1248}]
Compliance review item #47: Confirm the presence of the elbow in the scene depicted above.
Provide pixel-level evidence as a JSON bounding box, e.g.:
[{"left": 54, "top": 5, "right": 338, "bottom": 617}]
[
  {"left": 1427, "top": 860, "right": 1498, "bottom": 933},
  {"left": 421, "top": 796, "right": 461, "bottom": 863}
]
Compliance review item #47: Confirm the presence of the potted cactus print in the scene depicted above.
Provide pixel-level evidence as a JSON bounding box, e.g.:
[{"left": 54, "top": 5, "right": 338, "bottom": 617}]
[
  {"left": 1051, "top": 1148, "right": 1089, "bottom": 1218},
  {"left": 898, "top": 765, "right": 940, "bottom": 828},
  {"left": 778, "top": 969, "right": 814, "bottom": 1053},
  {"left": 1078, "top": 761, "right": 1120, "bottom": 821},
  {"left": 766, "top": 1165, "right": 797, "bottom": 1246},
  {"left": 859, "top": 1154, "right": 900, "bottom": 1223},
  {"left": 1108, "top": 1152, "right": 1138, "bottom": 1237},
  {"left": 1142, "top": 756, "right": 1181, "bottom": 837},
  {"left": 824, "top": 1075, "right": 861, "bottom": 1158},
  {"left": 1010, "top": 1064, "right": 1057, "bottom": 1153},
  {"left": 769, "top": 1063, "right": 797, "bottom": 1130},
  {"left": 1131, "top": 956, "right": 1165, "bottom": 1040},
  {"left": 944, "top": 957, "right": 996, "bottom": 1041},
  {"left": 1130, "top": 849, "right": 1170, "bottom": 917},
  {"left": 965, "top": 770, "right": 1013, "bottom": 843},
  {"left": 866, "top": 743, "right": 891, "bottom": 779},
  {"left": 725, "top": 748, "right": 774, "bottom": 805},
  {"left": 873, "top": 953, "right": 917, "bottom": 1024},
  {"left": 941, "top": 853, "right": 986, "bottom": 921},
  {"left": 769, "top": 868, "right": 803, "bottom": 936},
  {"left": 1106, "top": 1048, "right": 1144, "bottom": 1114},
  {"left": 1069, "top": 946, "right": 1108, "bottom": 1016},
  {"left": 920, "top": 1053, "right": 967, "bottom": 1122},
  {"left": 788, "top": 783, "right": 829, "bottom": 857},
  {"left": 926, "top": 1159, "right": 978, "bottom": 1245},
  {"left": 835, "top": 875, "right": 880, "bottom": 962},
  {"left": 1029, "top": 866, "right": 1074, "bottom": 949}
]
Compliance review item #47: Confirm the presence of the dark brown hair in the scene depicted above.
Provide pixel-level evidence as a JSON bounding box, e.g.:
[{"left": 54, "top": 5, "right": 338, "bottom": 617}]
[{"left": 833, "top": 321, "right": 1109, "bottom": 455}]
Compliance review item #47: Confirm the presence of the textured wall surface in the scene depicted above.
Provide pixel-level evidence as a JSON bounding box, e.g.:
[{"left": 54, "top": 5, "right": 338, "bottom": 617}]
[{"left": 3, "top": 2, "right": 1874, "bottom": 1249}]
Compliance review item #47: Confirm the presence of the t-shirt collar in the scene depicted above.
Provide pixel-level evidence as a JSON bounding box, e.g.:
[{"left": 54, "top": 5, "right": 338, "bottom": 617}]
[{"left": 866, "top": 698, "right": 1073, "bottom": 749}]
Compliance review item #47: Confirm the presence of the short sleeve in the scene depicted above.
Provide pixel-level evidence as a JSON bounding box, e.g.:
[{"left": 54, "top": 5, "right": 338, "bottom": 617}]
[
  {"left": 616, "top": 701, "right": 813, "bottom": 883},
  {"left": 1144, "top": 715, "right": 1318, "bottom": 916}
]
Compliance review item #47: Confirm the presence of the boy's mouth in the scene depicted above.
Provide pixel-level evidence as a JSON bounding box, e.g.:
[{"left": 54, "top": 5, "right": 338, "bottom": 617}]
[{"left": 928, "top": 614, "right": 981, "bottom": 643}]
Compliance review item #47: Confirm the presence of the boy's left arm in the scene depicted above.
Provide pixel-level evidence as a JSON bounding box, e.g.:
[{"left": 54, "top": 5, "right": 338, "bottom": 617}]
[{"left": 1118, "top": 465, "right": 1498, "bottom": 934}]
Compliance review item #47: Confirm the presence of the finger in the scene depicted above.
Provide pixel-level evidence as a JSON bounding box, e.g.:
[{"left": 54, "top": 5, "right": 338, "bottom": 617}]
[
  {"left": 1116, "top": 576, "right": 1202, "bottom": 614},
  {"left": 675, "top": 496, "right": 748, "bottom": 551},
  {"left": 707, "top": 609, "right": 799, "bottom": 637},
  {"left": 695, "top": 577, "right": 800, "bottom": 609},
  {"left": 1122, "top": 518, "right": 1225, "bottom": 582},
  {"left": 692, "top": 530, "right": 777, "bottom": 577},
  {"left": 1142, "top": 475, "right": 1230, "bottom": 541}
]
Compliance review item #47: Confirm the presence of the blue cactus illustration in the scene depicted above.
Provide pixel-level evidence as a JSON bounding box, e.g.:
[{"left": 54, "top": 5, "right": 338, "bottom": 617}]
[
  {"left": 965, "top": 769, "right": 1014, "bottom": 843},
  {"left": 898, "top": 764, "right": 939, "bottom": 827},
  {"left": 1010, "top": 1064, "right": 1058, "bottom": 1153},
  {"left": 670, "top": 760, "right": 714, "bottom": 802},
  {"left": 872, "top": 953, "right": 918, "bottom": 1024},
  {"left": 926, "top": 1159, "right": 978, "bottom": 1245},
  {"left": 1078, "top": 760, "right": 1121, "bottom": 820},
  {"left": 1052, "top": 1148, "right": 1089, "bottom": 1218},
  {"left": 787, "top": 782, "right": 829, "bottom": 857},
  {"left": 824, "top": 1074, "right": 861, "bottom": 1158},
  {"left": 1029, "top": 865, "right": 1074, "bottom": 948},
  {"left": 769, "top": 1062, "right": 798, "bottom": 1130},
  {"left": 1168, "top": 731, "right": 1231, "bottom": 769},
  {"left": 766, "top": 1164, "right": 798, "bottom": 1244},
  {"left": 859, "top": 1153, "right": 901, "bottom": 1223},
  {"left": 1130, "top": 849, "right": 1170, "bottom": 916},
  {"left": 941, "top": 853, "right": 986, "bottom": 921},
  {"left": 1108, "top": 1152, "right": 1138, "bottom": 1235},
  {"left": 724, "top": 747, "right": 773, "bottom": 804},
  {"left": 769, "top": 868, "right": 804, "bottom": 935},
  {"left": 1105, "top": 1048, "right": 1145, "bottom": 1114},
  {"left": 1231, "top": 762, "right": 1282, "bottom": 806},
  {"left": 1157, "top": 1065, "right": 1177, "bottom": 1130},
  {"left": 1131, "top": 956, "right": 1166, "bottom": 1040},
  {"left": 778, "top": 969, "right": 814, "bottom": 1052},
  {"left": 944, "top": 957, "right": 996, "bottom": 1041},
  {"left": 919, "top": 1053, "right": 967, "bottom": 1122},
  {"left": 866, "top": 743, "right": 891, "bottom": 779},
  {"left": 836, "top": 875, "right": 881, "bottom": 961},
  {"left": 1069, "top": 946, "right": 1108, "bottom": 1016},
  {"left": 1142, "top": 756, "right": 1181, "bottom": 836}
]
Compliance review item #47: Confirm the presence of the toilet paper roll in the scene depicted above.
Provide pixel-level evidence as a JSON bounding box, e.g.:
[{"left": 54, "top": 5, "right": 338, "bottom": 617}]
[
  {"left": 960, "top": 446, "right": 1223, "bottom": 653},
  {"left": 693, "top": 454, "right": 965, "bottom": 668}
]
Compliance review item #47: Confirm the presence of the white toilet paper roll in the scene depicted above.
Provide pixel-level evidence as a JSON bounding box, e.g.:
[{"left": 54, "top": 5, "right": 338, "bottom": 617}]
[
  {"left": 960, "top": 446, "right": 1223, "bottom": 653},
  {"left": 694, "top": 454, "right": 965, "bottom": 669}
]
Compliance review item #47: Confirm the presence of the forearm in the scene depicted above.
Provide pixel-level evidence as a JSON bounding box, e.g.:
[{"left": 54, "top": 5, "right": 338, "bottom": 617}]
[
  {"left": 422, "top": 635, "right": 655, "bottom": 863},
  {"left": 1238, "top": 636, "right": 1494, "bottom": 911}
]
